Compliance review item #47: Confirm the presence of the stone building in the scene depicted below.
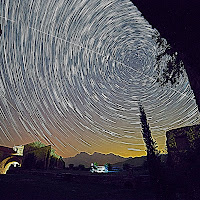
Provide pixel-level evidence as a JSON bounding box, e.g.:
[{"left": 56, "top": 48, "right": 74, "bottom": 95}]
[
  {"left": 13, "top": 145, "right": 24, "bottom": 156},
  {"left": 166, "top": 124, "right": 200, "bottom": 169},
  {"left": 0, "top": 146, "right": 24, "bottom": 174},
  {"left": 22, "top": 142, "right": 65, "bottom": 170}
]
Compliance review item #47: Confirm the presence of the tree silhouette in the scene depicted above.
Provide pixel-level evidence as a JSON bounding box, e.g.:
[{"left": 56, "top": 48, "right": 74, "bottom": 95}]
[
  {"left": 139, "top": 103, "right": 158, "bottom": 157},
  {"left": 69, "top": 164, "right": 74, "bottom": 170},
  {"left": 153, "top": 31, "right": 184, "bottom": 86},
  {"left": 153, "top": 29, "right": 200, "bottom": 114},
  {"left": 78, "top": 164, "right": 85, "bottom": 171},
  {"left": 132, "top": 0, "right": 200, "bottom": 113},
  {"left": 139, "top": 103, "right": 162, "bottom": 194}
]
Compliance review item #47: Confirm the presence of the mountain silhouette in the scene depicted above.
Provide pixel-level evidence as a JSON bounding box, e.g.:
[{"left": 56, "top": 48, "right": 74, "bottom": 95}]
[
  {"left": 113, "top": 154, "right": 168, "bottom": 168},
  {"left": 113, "top": 156, "right": 147, "bottom": 168},
  {"left": 63, "top": 152, "right": 129, "bottom": 168}
]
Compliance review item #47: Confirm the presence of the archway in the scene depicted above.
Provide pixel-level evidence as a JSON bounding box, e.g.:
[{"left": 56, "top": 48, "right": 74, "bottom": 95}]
[
  {"left": 4, "top": 161, "right": 21, "bottom": 174},
  {"left": 0, "top": 156, "right": 22, "bottom": 174}
]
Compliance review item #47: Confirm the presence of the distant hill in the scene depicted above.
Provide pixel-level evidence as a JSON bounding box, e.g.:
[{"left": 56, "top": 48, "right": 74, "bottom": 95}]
[
  {"left": 113, "top": 154, "right": 168, "bottom": 168},
  {"left": 112, "top": 156, "right": 147, "bottom": 168},
  {"left": 63, "top": 152, "right": 129, "bottom": 168}
]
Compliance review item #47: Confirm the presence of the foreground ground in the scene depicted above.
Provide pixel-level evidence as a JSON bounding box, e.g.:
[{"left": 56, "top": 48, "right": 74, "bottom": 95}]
[{"left": 0, "top": 170, "right": 156, "bottom": 200}]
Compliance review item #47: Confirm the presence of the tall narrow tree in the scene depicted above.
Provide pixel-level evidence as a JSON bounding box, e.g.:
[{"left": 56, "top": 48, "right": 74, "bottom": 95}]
[
  {"left": 139, "top": 103, "right": 161, "bottom": 189},
  {"left": 139, "top": 103, "right": 158, "bottom": 158}
]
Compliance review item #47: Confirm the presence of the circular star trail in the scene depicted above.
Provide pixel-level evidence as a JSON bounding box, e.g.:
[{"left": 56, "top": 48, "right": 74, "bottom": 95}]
[{"left": 0, "top": 0, "right": 199, "bottom": 157}]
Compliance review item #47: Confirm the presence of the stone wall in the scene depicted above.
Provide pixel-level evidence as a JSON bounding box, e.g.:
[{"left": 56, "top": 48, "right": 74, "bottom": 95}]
[
  {"left": 22, "top": 142, "right": 65, "bottom": 170},
  {"left": 23, "top": 144, "right": 51, "bottom": 169},
  {"left": 166, "top": 124, "right": 200, "bottom": 169},
  {"left": 0, "top": 146, "right": 15, "bottom": 161}
]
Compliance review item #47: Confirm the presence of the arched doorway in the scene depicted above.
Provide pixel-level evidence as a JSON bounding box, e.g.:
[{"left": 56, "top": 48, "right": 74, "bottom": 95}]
[{"left": 0, "top": 156, "right": 22, "bottom": 174}]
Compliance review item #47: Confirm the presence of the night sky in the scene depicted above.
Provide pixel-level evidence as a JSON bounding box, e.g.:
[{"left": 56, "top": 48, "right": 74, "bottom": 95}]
[{"left": 0, "top": 0, "right": 199, "bottom": 158}]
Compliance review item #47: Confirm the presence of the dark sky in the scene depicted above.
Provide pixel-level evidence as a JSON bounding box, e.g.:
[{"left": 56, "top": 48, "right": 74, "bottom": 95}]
[
  {"left": 0, "top": 0, "right": 199, "bottom": 158},
  {"left": 132, "top": 0, "right": 200, "bottom": 58}
]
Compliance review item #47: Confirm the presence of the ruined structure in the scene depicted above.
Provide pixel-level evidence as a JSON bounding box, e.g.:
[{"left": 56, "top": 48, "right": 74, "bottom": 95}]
[
  {"left": 22, "top": 142, "right": 65, "bottom": 170},
  {"left": 166, "top": 124, "right": 200, "bottom": 169},
  {"left": 0, "top": 145, "right": 24, "bottom": 174},
  {"left": 0, "top": 142, "right": 64, "bottom": 173},
  {"left": 166, "top": 125, "right": 200, "bottom": 198}
]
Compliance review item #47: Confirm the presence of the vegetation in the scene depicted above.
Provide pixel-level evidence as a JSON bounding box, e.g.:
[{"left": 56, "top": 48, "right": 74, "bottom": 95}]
[
  {"left": 139, "top": 103, "right": 159, "bottom": 158},
  {"left": 153, "top": 30, "right": 200, "bottom": 112},
  {"left": 93, "top": 162, "right": 98, "bottom": 169},
  {"left": 78, "top": 164, "right": 85, "bottom": 171},
  {"left": 153, "top": 30, "right": 184, "bottom": 86},
  {"left": 68, "top": 164, "right": 74, "bottom": 170},
  {"left": 139, "top": 103, "right": 163, "bottom": 197},
  {"left": 22, "top": 142, "right": 64, "bottom": 170},
  {"left": 30, "top": 141, "right": 46, "bottom": 148}
]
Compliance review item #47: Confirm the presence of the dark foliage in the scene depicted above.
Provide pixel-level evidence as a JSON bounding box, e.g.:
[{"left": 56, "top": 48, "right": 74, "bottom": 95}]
[
  {"left": 153, "top": 32, "right": 184, "bottom": 86},
  {"left": 139, "top": 104, "right": 165, "bottom": 198},
  {"left": 139, "top": 103, "right": 160, "bottom": 179},
  {"left": 78, "top": 164, "right": 85, "bottom": 171},
  {"left": 139, "top": 103, "right": 158, "bottom": 157},
  {"left": 68, "top": 163, "right": 74, "bottom": 170},
  {"left": 132, "top": 0, "right": 200, "bottom": 113}
]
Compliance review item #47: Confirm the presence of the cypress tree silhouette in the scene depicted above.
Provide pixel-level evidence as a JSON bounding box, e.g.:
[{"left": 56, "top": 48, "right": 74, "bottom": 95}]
[
  {"left": 139, "top": 103, "right": 158, "bottom": 157},
  {"left": 153, "top": 31, "right": 184, "bottom": 87},
  {"left": 139, "top": 103, "right": 163, "bottom": 198}
]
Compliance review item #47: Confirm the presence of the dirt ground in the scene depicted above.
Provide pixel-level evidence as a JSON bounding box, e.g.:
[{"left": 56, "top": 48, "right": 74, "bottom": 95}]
[{"left": 0, "top": 170, "right": 156, "bottom": 200}]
